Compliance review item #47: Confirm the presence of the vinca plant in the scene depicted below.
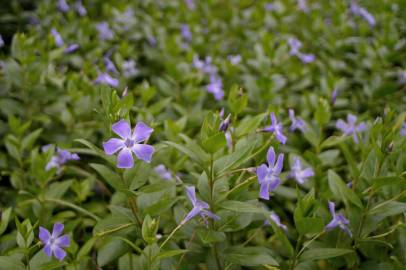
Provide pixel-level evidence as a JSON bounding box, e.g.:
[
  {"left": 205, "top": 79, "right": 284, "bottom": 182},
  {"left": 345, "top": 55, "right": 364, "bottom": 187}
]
[{"left": 0, "top": 0, "right": 405, "bottom": 269}]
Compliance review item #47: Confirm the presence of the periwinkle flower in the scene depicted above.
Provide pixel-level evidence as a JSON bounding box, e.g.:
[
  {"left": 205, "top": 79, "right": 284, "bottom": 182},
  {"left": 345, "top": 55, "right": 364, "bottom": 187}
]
[
  {"left": 46, "top": 148, "right": 79, "bottom": 172},
  {"left": 263, "top": 113, "right": 287, "bottom": 144},
  {"left": 206, "top": 75, "right": 224, "bottom": 101},
  {"left": 331, "top": 88, "right": 339, "bottom": 105},
  {"left": 104, "top": 57, "right": 119, "bottom": 74},
  {"left": 103, "top": 120, "right": 154, "bottom": 168},
  {"left": 265, "top": 212, "right": 287, "bottom": 231},
  {"left": 193, "top": 55, "right": 217, "bottom": 75},
  {"left": 0, "top": 35, "right": 4, "bottom": 48},
  {"left": 122, "top": 60, "right": 139, "bottom": 78},
  {"left": 297, "top": 53, "right": 315, "bottom": 64},
  {"left": 288, "top": 37, "right": 315, "bottom": 64},
  {"left": 154, "top": 164, "right": 172, "bottom": 180},
  {"left": 325, "top": 201, "right": 352, "bottom": 237},
  {"left": 180, "top": 24, "right": 192, "bottom": 42},
  {"left": 400, "top": 122, "right": 406, "bottom": 137},
  {"left": 288, "top": 109, "right": 306, "bottom": 132},
  {"left": 336, "top": 114, "right": 366, "bottom": 144},
  {"left": 39, "top": 223, "right": 70, "bottom": 261},
  {"left": 51, "top": 28, "right": 64, "bottom": 47},
  {"left": 75, "top": 0, "right": 87, "bottom": 16},
  {"left": 228, "top": 54, "right": 242, "bottom": 65},
  {"left": 57, "top": 0, "right": 70, "bottom": 13},
  {"left": 398, "top": 71, "right": 406, "bottom": 85},
  {"left": 256, "top": 147, "right": 284, "bottom": 200},
  {"left": 185, "top": 0, "right": 196, "bottom": 10},
  {"left": 115, "top": 9, "right": 135, "bottom": 31},
  {"left": 298, "top": 0, "right": 309, "bottom": 12},
  {"left": 350, "top": 2, "right": 375, "bottom": 27},
  {"left": 94, "top": 71, "right": 119, "bottom": 88},
  {"left": 219, "top": 113, "right": 231, "bottom": 132},
  {"left": 147, "top": 35, "right": 157, "bottom": 47},
  {"left": 265, "top": 3, "right": 275, "bottom": 11},
  {"left": 96, "top": 22, "right": 114, "bottom": 41},
  {"left": 64, "top": 43, "right": 79, "bottom": 54},
  {"left": 181, "top": 186, "right": 219, "bottom": 226},
  {"left": 289, "top": 157, "right": 314, "bottom": 184}
]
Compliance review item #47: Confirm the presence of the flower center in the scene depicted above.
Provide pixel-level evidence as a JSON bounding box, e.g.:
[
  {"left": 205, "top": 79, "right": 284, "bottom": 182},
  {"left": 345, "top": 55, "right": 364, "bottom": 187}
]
[{"left": 124, "top": 138, "right": 135, "bottom": 148}]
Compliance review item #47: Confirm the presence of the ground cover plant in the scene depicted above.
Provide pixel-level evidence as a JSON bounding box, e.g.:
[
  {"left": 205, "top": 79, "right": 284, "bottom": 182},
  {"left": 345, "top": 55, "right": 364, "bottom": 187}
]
[{"left": 0, "top": 0, "right": 406, "bottom": 269}]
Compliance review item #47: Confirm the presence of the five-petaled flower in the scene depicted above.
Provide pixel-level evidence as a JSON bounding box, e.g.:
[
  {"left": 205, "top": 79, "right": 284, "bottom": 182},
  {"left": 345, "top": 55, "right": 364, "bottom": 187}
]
[
  {"left": 181, "top": 186, "right": 219, "bottom": 226},
  {"left": 265, "top": 212, "right": 287, "bottom": 231},
  {"left": 39, "top": 223, "right": 70, "bottom": 261},
  {"left": 256, "top": 146, "right": 284, "bottom": 200},
  {"left": 96, "top": 22, "right": 114, "bottom": 41},
  {"left": 288, "top": 109, "right": 306, "bottom": 132},
  {"left": 103, "top": 120, "right": 154, "bottom": 168},
  {"left": 335, "top": 114, "right": 366, "bottom": 144},
  {"left": 45, "top": 148, "right": 79, "bottom": 172},
  {"left": 57, "top": 0, "right": 69, "bottom": 13},
  {"left": 263, "top": 113, "right": 287, "bottom": 144},
  {"left": 289, "top": 157, "right": 314, "bottom": 184},
  {"left": 325, "top": 201, "right": 352, "bottom": 237}
]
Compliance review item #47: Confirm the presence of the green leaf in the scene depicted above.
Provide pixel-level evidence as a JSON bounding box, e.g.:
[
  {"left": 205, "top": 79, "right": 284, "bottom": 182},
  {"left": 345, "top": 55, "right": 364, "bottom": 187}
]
[
  {"left": 138, "top": 181, "right": 175, "bottom": 193},
  {"left": 163, "top": 141, "right": 204, "bottom": 167},
  {"left": 0, "top": 208, "right": 12, "bottom": 236},
  {"left": 219, "top": 200, "right": 265, "bottom": 214},
  {"left": 320, "top": 135, "right": 347, "bottom": 149},
  {"left": 197, "top": 229, "right": 226, "bottom": 244},
  {"left": 227, "top": 85, "right": 248, "bottom": 115},
  {"left": 77, "top": 237, "right": 97, "bottom": 259},
  {"left": 45, "top": 180, "right": 73, "bottom": 200},
  {"left": 90, "top": 163, "right": 124, "bottom": 190},
  {"left": 370, "top": 201, "right": 406, "bottom": 218},
  {"left": 21, "top": 128, "right": 43, "bottom": 150},
  {"left": 295, "top": 217, "right": 324, "bottom": 235},
  {"left": 328, "top": 170, "right": 362, "bottom": 208},
  {"left": 0, "top": 256, "right": 25, "bottom": 270},
  {"left": 314, "top": 98, "right": 331, "bottom": 126},
  {"left": 97, "top": 237, "right": 129, "bottom": 266},
  {"left": 142, "top": 197, "right": 179, "bottom": 216},
  {"left": 372, "top": 176, "right": 404, "bottom": 189},
  {"left": 155, "top": 249, "right": 189, "bottom": 260},
  {"left": 214, "top": 142, "right": 256, "bottom": 175},
  {"left": 300, "top": 248, "right": 354, "bottom": 261},
  {"left": 94, "top": 217, "right": 134, "bottom": 236},
  {"left": 223, "top": 246, "right": 278, "bottom": 266},
  {"left": 235, "top": 113, "right": 266, "bottom": 137},
  {"left": 201, "top": 132, "right": 226, "bottom": 154}
]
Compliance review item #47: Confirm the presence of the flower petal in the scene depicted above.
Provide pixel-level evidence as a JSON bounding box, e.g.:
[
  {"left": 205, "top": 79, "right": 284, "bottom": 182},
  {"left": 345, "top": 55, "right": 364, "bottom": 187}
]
[
  {"left": 182, "top": 206, "right": 201, "bottom": 224},
  {"left": 132, "top": 122, "right": 154, "bottom": 142},
  {"left": 266, "top": 147, "right": 276, "bottom": 167},
  {"left": 256, "top": 164, "right": 268, "bottom": 184},
  {"left": 270, "top": 113, "right": 277, "bottom": 125},
  {"left": 39, "top": 227, "right": 51, "bottom": 243},
  {"left": 328, "top": 201, "right": 336, "bottom": 217},
  {"left": 132, "top": 144, "right": 154, "bottom": 163},
  {"left": 52, "top": 223, "right": 64, "bottom": 238},
  {"left": 112, "top": 120, "right": 131, "bottom": 139},
  {"left": 53, "top": 246, "right": 67, "bottom": 261},
  {"left": 335, "top": 120, "right": 348, "bottom": 132},
  {"left": 117, "top": 148, "right": 134, "bottom": 168},
  {"left": 185, "top": 186, "right": 197, "bottom": 205},
  {"left": 103, "top": 138, "right": 124, "bottom": 155},
  {"left": 325, "top": 218, "right": 339, "bottom": 230},
  {"left": 270, "top": 177, "right": 281, "bottom": 191},
  {"left": 55, "top": 235, "right": 70, "bottom": 247},
  {"left": 302, "top": 168, "right": 314, "bottom": 178},
  {"left": 274, "top": 153, "right": 284, "bottom": 174},
  {"left": 259, "top": 181, "right": 270, "bottom": 200},
  {"left": 43, "top": 245, "right": 52, "bottom": 257}
]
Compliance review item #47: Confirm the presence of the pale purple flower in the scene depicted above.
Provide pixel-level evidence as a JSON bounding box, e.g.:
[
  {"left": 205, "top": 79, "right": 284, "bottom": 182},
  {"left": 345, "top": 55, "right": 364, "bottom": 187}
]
[
  {"left": 193, "top": 55, "right": 217, "bottom": 75},
  {"left": 288, "top": 37, "right": 315, "bottom": 64},
  {"left": 180, "top": 24, "right": 192, "bottom": 42},
  {"left": 64, "top": 43, "right": 79, "bottom": 53},
  {"left": 336, "top": 114, "right": 366, "bottom": 144},
  {"left": 57, "top": 0, "right": 70, "bottom": 13},
  {"left": 0, "top": 35, "right": 4, "bottom": 48},
  {"left": 206, "top": 75, "right": 224, "bottom": 101},
  {"left": 147, "top": 35, "right": 157, "bottom": 47},
  {"left": 256, "top": 147, "right": 284, "bottom": 200},
  {"left": 331, "top": 88, "right": 339, "bottom": 105},
  {"left": 103, "top": 120, "right": 154, "bottom": 168},
  {"left": 96, "top": 22, "right": 114, "bottom": 41},
  {"left": 265, "top": 212, "right": 287, "bottom": 231},
  {"left": 219, "top": 113, "right": 231, "bottom": 132},
  {"left": 46, "top": 148, "right": 79, "bottom": 171},
  {"left": 265, "top": 3, "right": 275, "bottom": 11},
  {"left": 289, "top": 157, "right": 314, "bottom": 184},
  {"left": 225, "top": 130, "right": 233, "bottom": 150},
  {"left": 400, "top": 122, "right": 406, "bottom": 137},
  {"left": 398, "top": 71, "right": 406, "bottom": 85},
  {"left": 350, "top": 2, "right": 375, "bottom": 27},
  {"left": 75, "top": 1, "right": 87, "bottom": 16},
  {"left": 39, "top": 223, "right": 70, "bottom": 261},
  {"left": 51, "top": 28, "right": 64, "bottom": 47},
  {"left": 154, "top": 164, "right": 172, "bottom": 180},
  {"left": 346, "top": 181, "right": 353, "bottom": 188},
  {"left": 181, "top": 186, "right": 219, "bottom": 226},
  {"left": 94, "top": 72, "right": 119, "bottom": 88},
  {"left": 326, "top": 201, "right": 352, "bottom": 237},
  {"left": 185, "top": 0, "right": 196, "bottom": 10},
  {"left": 115, "top": 9, "right": 135, "bottom": 31},
  {"left": 298, "top": 0, "right": 309, "bottom": 12},
  {"left": 288, "top": 109, "right": 306, "bottom": 132},
  {"left": 297, "top": 53, "right": 315, "bottom": 63},
  {"left": 104, "top": 57, "right": 119, "bottom": 74},
  {"left": 228, "top": 54, "right": 242, "bottom": 65},
  {"left": 122, "top": 60, "right": 139, "bottom": 78},
  {"left": 263, "top": 113, "right": 287, "bottom": 144}
]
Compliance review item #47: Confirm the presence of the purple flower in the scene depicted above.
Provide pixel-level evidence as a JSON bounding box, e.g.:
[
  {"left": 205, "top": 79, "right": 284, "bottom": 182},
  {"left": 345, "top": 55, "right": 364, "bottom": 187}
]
[
  {"left": 64, "top": 43, "right": 79, "bottom": 53},
  {"left": 331, "top": 88, "right": 339, "bottom": 105},
  {"left": 289, "top": 157, "right": 314, "bottom": 184},
  {"left": 96, "top": 22, "right": 114, "bottom": 41},
  {"left": 228, "top": 54, "right": 242, "bottom": 65},
  {"left": 75, "top": 1, "right": 87, "bottom": 16},
  {"left": 181, "top": 186, "right": 219, "bottom": 226},
  {"left": 180, "top": 24, "right": 192, "bottom": 42},
  {"left": 219, "top": 113, "right": 231, "bottom": 132},
  {"left": 94, "top": 71, "right": 119, "bottom": 88},
  {"left": 193, "top": 55, "right": 217, "bottom": 75},
  {"left": 288, "top": 37, "right": 315, "bottom": 63},
  {"left": 51, "top": 28, "right": 64, "bottom": 47},
  {"left": 46, "top": 148, "right": 79, "bottom": 172},
  {"left": 115, "top": 9, "right": 135, "bottom": 31},
  {"left": 325, "top": 201, "right": 352, "bottom": 237},
  {"left": 104, "top": 57, "right": 119, "bottom": 74},
  {"left": 263, "top": 113, "right": 287, "bottom": 144},
  {"left": 298, "top": 0, "right": 309, "bottom": 12},
  {"left": 206, "top": 75, "right": 224, "bottom": 101},
  {"left": 265, "top": 212, "right": 287, "bottom": 231},
  {"left": 147, "top": 35, "right": 157, "bottom": 47},
  {"left": 265, "top": 3, "right": 275, "bottom": 11},
  {"left": 297, "top": 53, "right": 315, "bottom": 63},
  {"left": 401, "top": 122, "right": 406, "bottom": 137},
  {"left": 256, "top": 147, "right": 284, "bottom": 200},
  {"left": 0, "top": 35, "right": 4, "bottom": 48},
  {"left": 288, "top": 109, "right": 306, "bottom": 132},
  {"left": 39, "top": 223, "right": 70, "bottom": 261},
  {"left": 185, "top": 0, "right": 196, "bottom": 10},
  {"left": 57, "top": 0, "right": 70, "bottom": 13},
  {"left": 122, "top": 60, "right": 139, "bottom": 78},
  {"left": 154, "top": 164, "right": 172, "bottom": 180},
  {"left": 103, "top": 120, "right": 154, "bottom": 168},
  {"left": 350, "top": 2, "right": 375, "bottom": 27},
  {"left": 336, "top": 114, "right": 366, "bottom": 144}
]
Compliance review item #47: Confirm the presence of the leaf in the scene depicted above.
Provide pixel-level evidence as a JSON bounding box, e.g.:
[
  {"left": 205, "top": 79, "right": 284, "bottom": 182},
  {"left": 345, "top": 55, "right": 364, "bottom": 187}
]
[
  {"left": 97, "top": 237, "right": 129, "bottom": 266},
  {"left": 370, "top": 201, "right": 406, "bottom": 218},
  {"left": 201, "top": 132, "right": 226, "bottom": 154},
  {"left": 295, "top": 218, "right": 324, "bottom": 235},
  {"left": 372, "top": 176, "right": 404, "bottom": 189},
  {"left": 219, "top": 200, "right": 265, "bottom": 214},
  {"left": 155, "top": 249, "right": 189, "bottom": 260},
  {"left": 0, "top": 256, "right": 25, "bottom": 270},
  {"left": 223, "top": 246, "right": 278, "bottom": 266},
  {"left": 90, "top": 163, "right": 124, "bottom": 190},
  {"left": 45, "top": 180, "right": 73, "bottom": 200},
  {"left": 227, "top": 85, "right": 248, "bottom": 115},
  {"left": 94, "top": 217, "right": 134, "bottom": 236},
  {"left": 138, "top": 181, "right": 175, "bottom": 193},
  {"left": 235, "top": 113, "right": 266, "bottom": 137},
  {"left": 320, "top": 135, "right": 347, "bottom": 149},
  {"left": 198, "top": 229, "right": 226, "bottom": 244},
  {"left": 0, "top": 208, "right": 12, "bottom": 236},
  {"left": 328, "top": 170, "right": 362, "bottom": 208},
  {"left": 77, "top": 237, "right": 97, "bottom": 259},
  {"left": 314, "top": 98, "right": 331, "bottom": 126},
  {"left": 142, "top": 197, "right": 179, "bottom": 216},
  {"left": 214, "top": 142, "right": 256, "bottom": 175},
  {"left": 21, "top": 128, "right": 43, "bottom": 150},
  {"left": 162, "top": 141, "right": 204, "bottom": 167},
  {"left": 300, "top": 248, "right": 354, "bottom": 261}
]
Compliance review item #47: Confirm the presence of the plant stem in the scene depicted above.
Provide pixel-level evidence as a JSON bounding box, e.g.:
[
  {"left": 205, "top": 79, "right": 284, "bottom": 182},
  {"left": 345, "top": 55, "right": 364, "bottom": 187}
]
[
  {"left": 160, "top": 223, "right": 183, "bottom": 249},
  {"left": 45, "top": 198, "right": 100, "bottom": 221}
]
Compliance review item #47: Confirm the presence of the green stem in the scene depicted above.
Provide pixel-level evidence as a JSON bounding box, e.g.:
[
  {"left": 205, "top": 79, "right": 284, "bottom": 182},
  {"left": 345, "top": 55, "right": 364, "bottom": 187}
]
[
  {"left": 160, "top": 223, "right": 183, "bottom": 249},
  {"left": 96, "top": 223, "right": 134, "bottom": 237},
  {"left": 44, "top": 198, "right": 100, "bottom": 221}
]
